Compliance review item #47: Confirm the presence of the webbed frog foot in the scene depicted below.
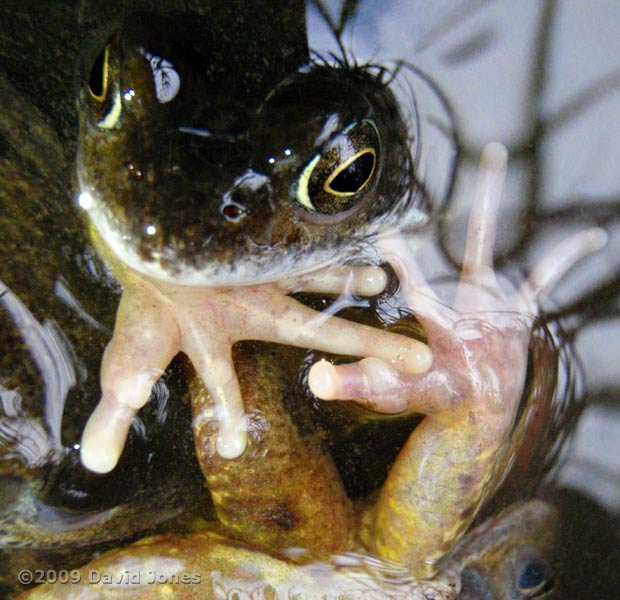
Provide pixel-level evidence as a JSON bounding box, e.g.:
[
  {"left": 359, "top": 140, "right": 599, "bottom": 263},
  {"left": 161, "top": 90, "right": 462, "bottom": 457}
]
[
  {"left": 80, "top": 263, "right": 432, "bottom": 474},
  {"left": 308, "top": 143, "right": 606, "bottom": 576}
]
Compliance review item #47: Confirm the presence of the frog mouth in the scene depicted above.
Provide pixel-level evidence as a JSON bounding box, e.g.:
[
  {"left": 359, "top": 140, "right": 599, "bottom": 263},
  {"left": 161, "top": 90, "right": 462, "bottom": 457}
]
[{"left": 78, "top": 180, "right": 382, "bottom": 287}]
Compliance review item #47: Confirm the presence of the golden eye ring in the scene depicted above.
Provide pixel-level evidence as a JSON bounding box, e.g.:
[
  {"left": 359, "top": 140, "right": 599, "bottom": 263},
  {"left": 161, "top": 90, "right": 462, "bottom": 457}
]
[
  {"left": 88, "top": 45, "right": 110, "bottom": 102},
  {"left": 323, "top": 147, "right": 377, "bottom": 197},
  {"left": 86, "top": 41, "right": 123, "bottom": 130}
]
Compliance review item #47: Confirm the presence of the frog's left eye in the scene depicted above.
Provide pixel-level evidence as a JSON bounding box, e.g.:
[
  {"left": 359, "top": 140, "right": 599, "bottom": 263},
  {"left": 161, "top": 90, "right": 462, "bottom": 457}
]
[
  {"left": 295, "top": 119, "right": 380, "bottom": 215},
  {"left": 85, "top": 39, "right": 122, "bottom": 130},
  {"left": 516, "top": 558, "right": 555, "bottom": 598}
]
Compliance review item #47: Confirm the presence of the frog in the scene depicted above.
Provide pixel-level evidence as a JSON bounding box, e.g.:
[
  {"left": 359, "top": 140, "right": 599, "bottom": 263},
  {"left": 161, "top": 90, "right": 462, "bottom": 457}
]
[
  {"left": 0, "top": 1, "right": 605, "bottom": 596},
  {"left": 75, "top": 24, "right": 604, "bottom": 569},
  {"left": 75, "top": 10, "right": 605, "bottom": 560},
  {"left": 15, "top": 498, "right": 560, "bottom": 599},
  {"left": 74, "top": 12, "right": 434, "bottom": 477}
]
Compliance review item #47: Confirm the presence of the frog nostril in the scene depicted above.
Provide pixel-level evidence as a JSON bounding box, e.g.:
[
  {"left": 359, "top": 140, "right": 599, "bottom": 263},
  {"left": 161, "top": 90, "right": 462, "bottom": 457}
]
[
  {"left": 220, "top": 170, "right": 273, "bottom": 224},
  {"left": 230, "top": 183, "right": 270, "bottom": 206},
  {"left": 220, "top": 198, "right": 249, "bottom": 223},
  {"left": 253, "top": 182, "right": 271, "bottom": 205}
]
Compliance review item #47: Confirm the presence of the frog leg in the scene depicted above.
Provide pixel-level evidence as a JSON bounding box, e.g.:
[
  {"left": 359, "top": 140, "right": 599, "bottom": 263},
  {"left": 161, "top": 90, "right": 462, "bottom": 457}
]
[
  {"left": 307, "top": 143, "right": 605, "bottom": 576},
  {"left": 191, "top": 342, "right": 355, "bottom": 558}
]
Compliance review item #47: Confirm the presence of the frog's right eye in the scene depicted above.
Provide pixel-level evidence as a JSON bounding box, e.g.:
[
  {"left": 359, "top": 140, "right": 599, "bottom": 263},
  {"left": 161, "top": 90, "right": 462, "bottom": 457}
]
[
  {"left": 294, "top": 119, "right": 380, "bottom": 216},
  {"left": 86, "top": 41, "right": 122, "bottom": 130}
]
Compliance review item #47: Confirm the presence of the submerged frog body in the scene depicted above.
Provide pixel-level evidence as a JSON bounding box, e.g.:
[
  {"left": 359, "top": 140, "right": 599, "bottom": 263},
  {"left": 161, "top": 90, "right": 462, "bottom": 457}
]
[{"left": 16, "top": 499, "right": 559, "bottom": 599}]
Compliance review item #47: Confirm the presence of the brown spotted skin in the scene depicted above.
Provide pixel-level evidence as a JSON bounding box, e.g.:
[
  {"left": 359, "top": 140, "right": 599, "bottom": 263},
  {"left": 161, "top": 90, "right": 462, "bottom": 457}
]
[
  {"left": 191, "top": 342, "right": 355, "bottom": 557},
  {"left": 16, "top": 500, "right": 560, "bottom": 600}
]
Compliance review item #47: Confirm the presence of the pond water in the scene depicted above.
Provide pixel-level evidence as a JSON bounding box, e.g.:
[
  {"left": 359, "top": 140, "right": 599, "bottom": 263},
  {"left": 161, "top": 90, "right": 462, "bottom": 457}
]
[{"left": 1, "top": 1, "right": 619, "bottom": 598}]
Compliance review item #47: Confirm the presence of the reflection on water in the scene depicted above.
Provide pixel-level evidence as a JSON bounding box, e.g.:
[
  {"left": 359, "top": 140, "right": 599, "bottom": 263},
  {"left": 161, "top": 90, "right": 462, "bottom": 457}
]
[{"left": 1, "top": 0, "right": 619, "bottom": 598}]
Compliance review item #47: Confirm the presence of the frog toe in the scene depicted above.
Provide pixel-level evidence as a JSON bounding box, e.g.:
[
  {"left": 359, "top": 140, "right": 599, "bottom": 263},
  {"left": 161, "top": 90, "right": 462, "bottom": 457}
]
[
  {"left": 518, "top": 227, "right": 607, "bottom": 312},
  {"left": 80, "top": 283, "right": 179, "bottom": 473},
  {"left": 281, "top": 265, "right": 388, "bottom": 296}
]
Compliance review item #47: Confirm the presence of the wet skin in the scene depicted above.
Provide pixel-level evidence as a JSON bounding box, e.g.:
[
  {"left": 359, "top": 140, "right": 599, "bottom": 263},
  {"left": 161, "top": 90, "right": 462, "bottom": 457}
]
[
  {"left": 16, "top": 499, "right": 560, "bottom": 599},
  {"left": 1, "top": 1, "right": 606, "bottom": 597},
  {"left": 77, "top": 38, "right": 605, "bottom": 572}
]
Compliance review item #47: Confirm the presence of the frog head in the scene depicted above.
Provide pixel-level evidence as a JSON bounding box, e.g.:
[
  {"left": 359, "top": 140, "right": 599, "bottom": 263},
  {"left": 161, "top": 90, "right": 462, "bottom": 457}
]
[{"left": 77, "top": 16, "right": 423, "bottom": 286}]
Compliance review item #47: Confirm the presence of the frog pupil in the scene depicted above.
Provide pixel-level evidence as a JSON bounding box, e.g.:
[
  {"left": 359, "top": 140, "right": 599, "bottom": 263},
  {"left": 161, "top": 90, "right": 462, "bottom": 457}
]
[
  {"left": 329, "top": 151, "right": 375, "bottom": 194},
  {"left": 88, "top": 47, "right": 107, "bottom": 98}
]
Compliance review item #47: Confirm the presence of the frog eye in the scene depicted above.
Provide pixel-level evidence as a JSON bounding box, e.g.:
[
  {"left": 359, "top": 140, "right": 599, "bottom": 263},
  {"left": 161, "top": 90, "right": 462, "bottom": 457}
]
[
  {"left": 295, "top": 119, "right": 380, "bottom": 215},
  {"left": 86, "top": 39, "right": 122, "bottom": 130},
  {"left": 516, "top": 558, "right": 555, "bottom": 597}
]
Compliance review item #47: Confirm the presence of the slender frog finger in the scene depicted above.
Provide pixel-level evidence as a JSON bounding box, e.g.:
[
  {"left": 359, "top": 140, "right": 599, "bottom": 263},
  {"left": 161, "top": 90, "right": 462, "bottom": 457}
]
[
  {"left": 309, "top": 358, "right": 407, "bottom": 411},
  {"left": 80, "top": 395, "right": 142, "bottom": 474},
  {"left": 250, "top": 296, "right": 433, "bottom": 375},
  {"left": 181, "top": 331, "right": 248, "bottom": 460},
  {"left": 281, "top": 265, "right": 388, "bottom": 296},
  {"left": 80, "top": 285, "right": 179, "bottom": 473},
  {"left": 309, "top": 357, "right": 449, "bottom": 414},
  {"left": 518, "top": 227, "right": 608, "bottom": 312},
  {"left": 201, "top": 370, "right": 247, "bottom": 461},
  {"left": 459, "top": 142, "right": 507, "bottom": 288}
]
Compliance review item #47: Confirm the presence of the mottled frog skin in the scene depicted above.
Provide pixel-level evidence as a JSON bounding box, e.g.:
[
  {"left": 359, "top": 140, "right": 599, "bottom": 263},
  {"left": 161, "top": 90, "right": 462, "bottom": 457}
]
[
  {"left": 16, "top": 499, "right": 560, "bottom": 599},
  {"left": 0, "top": 1, "right": 606, "bottom": 598}
]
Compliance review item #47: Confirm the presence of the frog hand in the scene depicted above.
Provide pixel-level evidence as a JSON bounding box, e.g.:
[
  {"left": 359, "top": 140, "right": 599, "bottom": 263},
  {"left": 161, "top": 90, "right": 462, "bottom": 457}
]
[
  {"left": 308, "top": 142, "right": 606, "bottom": 576},
  {"left": 80, "top": 263, "right": 432, "bottom": 474}
]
